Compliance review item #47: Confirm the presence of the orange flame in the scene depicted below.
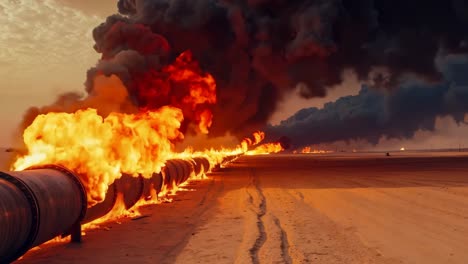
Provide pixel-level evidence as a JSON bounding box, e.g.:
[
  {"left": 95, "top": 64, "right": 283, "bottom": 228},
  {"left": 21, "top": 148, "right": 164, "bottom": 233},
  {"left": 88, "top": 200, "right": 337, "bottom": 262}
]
[
  {"left": 300, "top": 146, "right": 334, "bottom": 154},
  {"left": 169, "top": 51, "right": 217, "bottom": 106},
  {"left": 246, "top": 142, "right": 284, "bottom": 155},
  {"left": 252, "top": 131, "right": 265, "bottom": 145},
  {"left": 238, "top": 131, "right": 265, "bottom": 152},
  {"left": 165, "top": 51, "right": 216, "bottom": 134},
  {"left": 172, "top": 131, "right": 273, "bottom": 169},
  {"left": 198, "top": 109, "right": 213, "bottom": 134},
  {"left": 13, "top": 107, "right": 183, "bottom": 206}
]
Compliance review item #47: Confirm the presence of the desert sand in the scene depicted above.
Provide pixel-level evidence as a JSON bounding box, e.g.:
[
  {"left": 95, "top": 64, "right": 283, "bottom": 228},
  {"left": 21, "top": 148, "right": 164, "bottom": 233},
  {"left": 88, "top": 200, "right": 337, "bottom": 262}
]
[{"left": 14, "top": 152, "right": 468, "bottom": 263}]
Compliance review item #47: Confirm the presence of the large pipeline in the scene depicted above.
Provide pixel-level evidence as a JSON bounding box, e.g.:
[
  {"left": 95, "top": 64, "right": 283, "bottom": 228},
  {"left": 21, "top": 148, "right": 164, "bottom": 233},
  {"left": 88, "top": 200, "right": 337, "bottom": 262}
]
[
  {"left": 0, "top": 156, "right": 227, "bottom": 263},
  {"left": 0, "top": 165, "right": 86, "bottom": 263}
]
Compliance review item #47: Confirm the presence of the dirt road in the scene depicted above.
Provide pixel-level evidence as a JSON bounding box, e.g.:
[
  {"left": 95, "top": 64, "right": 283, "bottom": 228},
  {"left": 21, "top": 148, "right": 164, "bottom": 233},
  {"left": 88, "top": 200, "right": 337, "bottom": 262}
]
[{"left": 19, "top": 153, "right": 468, "bottom": 263}]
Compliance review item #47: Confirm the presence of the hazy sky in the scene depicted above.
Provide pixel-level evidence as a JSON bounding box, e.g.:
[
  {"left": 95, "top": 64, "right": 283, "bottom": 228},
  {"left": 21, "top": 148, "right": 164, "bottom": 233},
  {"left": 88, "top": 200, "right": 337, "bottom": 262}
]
[
  {"left": 269, "top": 70, "right": 361, "bottom": 125},
  {"left": 0, "top": 0, "right": 115, "bottom": 146}
]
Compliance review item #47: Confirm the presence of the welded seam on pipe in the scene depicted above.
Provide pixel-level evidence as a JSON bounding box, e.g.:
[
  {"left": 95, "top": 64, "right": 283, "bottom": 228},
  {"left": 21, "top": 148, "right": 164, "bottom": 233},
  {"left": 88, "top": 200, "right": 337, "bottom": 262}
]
[
  {"left": 28, "top": 165, "right": 88, "bottom": 226},
  {"left": 82, "top": 183, "right": 118, "bottom": 224}
]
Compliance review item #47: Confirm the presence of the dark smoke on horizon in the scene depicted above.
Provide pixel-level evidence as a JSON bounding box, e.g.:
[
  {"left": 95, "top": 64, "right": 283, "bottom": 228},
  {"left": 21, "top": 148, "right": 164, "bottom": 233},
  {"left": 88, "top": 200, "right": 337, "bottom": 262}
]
[
  {"left": 266, "top": 55, "right": 468, "bottom": 148},
  {"left": 80, "top": 0, "right": 468, "bottom": 138}
]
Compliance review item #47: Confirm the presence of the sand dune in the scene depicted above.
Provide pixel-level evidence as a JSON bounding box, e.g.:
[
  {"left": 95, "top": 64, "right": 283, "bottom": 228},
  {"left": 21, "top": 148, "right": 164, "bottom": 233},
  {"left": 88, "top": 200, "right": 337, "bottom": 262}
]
[{"left": 18, "top": 153, "right": 468, "bottom": 263}]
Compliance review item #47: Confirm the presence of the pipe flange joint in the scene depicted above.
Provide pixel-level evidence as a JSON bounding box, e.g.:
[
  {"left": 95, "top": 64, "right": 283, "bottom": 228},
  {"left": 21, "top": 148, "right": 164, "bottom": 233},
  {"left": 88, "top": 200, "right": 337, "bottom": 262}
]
[{"left": 27, "top": 165, "right": 88, "bottom": 225}]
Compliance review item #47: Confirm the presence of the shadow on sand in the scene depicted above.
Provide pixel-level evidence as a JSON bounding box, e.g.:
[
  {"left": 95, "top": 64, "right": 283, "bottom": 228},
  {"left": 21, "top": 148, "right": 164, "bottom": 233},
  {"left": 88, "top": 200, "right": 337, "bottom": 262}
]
[{"left": 214, "top": 154, "right": 468, "bottom": 190}]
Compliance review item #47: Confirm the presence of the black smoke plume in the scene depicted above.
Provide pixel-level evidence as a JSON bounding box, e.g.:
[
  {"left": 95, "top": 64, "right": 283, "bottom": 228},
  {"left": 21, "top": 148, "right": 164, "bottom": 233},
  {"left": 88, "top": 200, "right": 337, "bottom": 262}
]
[
  {"left": 266, "top": 55, "right": 468, "bottom": 147},
  {"left": 82, "top": 0, "right": 468, "bottom": 138}
]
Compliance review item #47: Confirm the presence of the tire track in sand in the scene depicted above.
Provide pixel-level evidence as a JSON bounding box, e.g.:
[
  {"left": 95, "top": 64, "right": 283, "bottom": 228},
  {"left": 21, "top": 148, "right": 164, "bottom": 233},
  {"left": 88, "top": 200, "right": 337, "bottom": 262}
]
[
  {"left": 271, "top": 215, "right": 293, "bottom": 264},
  {"left": 246, "top": 169, "right": 293, "bottom": 264},
  {"left": 246, "top": 169, "right": 267, "bottom": 264}
]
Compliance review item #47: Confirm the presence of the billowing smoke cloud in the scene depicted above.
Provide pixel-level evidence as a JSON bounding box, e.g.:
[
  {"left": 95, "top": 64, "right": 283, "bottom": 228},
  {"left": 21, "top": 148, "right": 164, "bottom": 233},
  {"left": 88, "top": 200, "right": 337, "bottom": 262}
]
[
  {"left": 21, "top": 75, "right": 137, "bottom": 131},
  {"left": 81, "top": 0, "right": 468, "bottom": 138},
  {"left": 22, "top": 0, "right": 468, "bottom": 140},
  {"left": 266, "top": 55, "right": 468, "bottom": 147}
]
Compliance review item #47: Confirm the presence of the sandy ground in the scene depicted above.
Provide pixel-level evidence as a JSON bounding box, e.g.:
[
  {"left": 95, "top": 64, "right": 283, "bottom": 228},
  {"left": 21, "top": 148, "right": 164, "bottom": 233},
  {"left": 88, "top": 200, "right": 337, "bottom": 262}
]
[{"left": 14, "top": 152, "right": 468, "bottom": 263}]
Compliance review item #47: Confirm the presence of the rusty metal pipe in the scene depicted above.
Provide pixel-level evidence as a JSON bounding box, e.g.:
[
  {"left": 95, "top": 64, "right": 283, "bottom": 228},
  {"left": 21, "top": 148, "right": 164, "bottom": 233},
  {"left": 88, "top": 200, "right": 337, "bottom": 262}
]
[
  {"left": 0, "top": 165, "right": 86, "bottom": 263},
  {"left": 81, "top": 183, "right": 117, "bottom": 224},
  {"left": 116, "top": 174, "right": 144, "bottom": 210},
  {"left": 82, "top": 174, "right": 144, "bottom": 224},
  {"left": 181, "top": 159, "right": 195, "bottom": 181},
  {"left": 163, "top": 160, "right": 182, "bottom": 188},
  {"left": 0, "top": 158, "right": 214, "bottom": 262},
  {"left": 84, "top": 159, "right": 189, "bottom": 225},
  {"left": 193, "top": 157, "right": 211, "bottom": 175},
  {"left": 171, "top": 159, "right": 191, "bottom": 183},
  {"left": 0, "top": 176, "right": 34, "bottom": 263},
  {"left": 142, "top": 172, "right": 163, "bottom": 201}
]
